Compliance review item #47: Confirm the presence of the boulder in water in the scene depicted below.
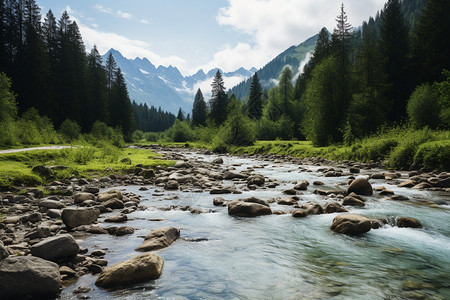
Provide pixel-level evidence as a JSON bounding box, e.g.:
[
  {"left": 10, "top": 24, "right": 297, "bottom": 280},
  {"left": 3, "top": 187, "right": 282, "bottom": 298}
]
[
  {"left": 95, "top": 253, "right": 163, "bottom": 289},
  {"left": 135, "top": 227, "right": 180, "bottom": 252},
  {"left": 347, "top": 178, "right": 373, "bottom": 195},
  {"left": 397, "top": 217, "right": 423, "bottom": 228},
  {"left": 228, "top": 200, "right": 272, "bottom": 217},
  {"left": 330, "top": 214, "right": 372, "bottom": 235}
]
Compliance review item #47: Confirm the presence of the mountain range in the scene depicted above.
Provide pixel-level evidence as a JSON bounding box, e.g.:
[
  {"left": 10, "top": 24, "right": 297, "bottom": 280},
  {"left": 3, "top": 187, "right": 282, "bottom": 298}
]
[
  {"left": 102, "top": 49, "right": 256, "bottom": 114},
  {"left": 104, "top": 31, "right": 319, "bottom": 114}
]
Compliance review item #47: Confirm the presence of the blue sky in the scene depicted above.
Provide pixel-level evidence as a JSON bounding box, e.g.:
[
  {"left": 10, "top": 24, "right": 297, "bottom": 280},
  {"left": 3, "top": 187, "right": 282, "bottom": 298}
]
[{"left": 36, "top": 0, "right": 386, "bottom": 75}]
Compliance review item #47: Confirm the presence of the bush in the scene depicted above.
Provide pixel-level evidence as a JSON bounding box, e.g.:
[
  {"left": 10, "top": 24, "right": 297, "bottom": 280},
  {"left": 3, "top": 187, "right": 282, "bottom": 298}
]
[
  {"left": 169, "top": 119, "right": 192, "bottom": 142},
  {"left": 59, "top": 119, "right": 81, "bottom": 141},
  {"left": 143, "top": 132, "right": 160, "bottom": 142},
  {"left": 0, "top": 121, "right": 17, "bottom": 147},
  {"left": 219, "top": 99, "right": 255, "bottom": 146},
  {"left": 131, "top": 130, "right": 144, "bottom": 142},
  {"left": 407, "top": 83, "right": 441, "bottom": 129},
  {"left": 89, "top": 121, "right": 124, "bottom": 147},
  {"left": 413, "top": 140, "right": 450, "bottom": 171}
]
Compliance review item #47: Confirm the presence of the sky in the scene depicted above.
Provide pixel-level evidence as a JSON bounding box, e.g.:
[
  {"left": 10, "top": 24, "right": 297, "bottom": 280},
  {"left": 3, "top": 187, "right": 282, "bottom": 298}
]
[{"left": 36, "top": 0, "right": 387, "bottom": 76}]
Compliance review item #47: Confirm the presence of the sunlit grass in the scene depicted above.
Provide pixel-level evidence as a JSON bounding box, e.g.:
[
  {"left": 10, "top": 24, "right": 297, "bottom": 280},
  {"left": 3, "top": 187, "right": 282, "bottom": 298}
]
[{"left": 0, "top": 145, "right": 175, "bottom": 190}]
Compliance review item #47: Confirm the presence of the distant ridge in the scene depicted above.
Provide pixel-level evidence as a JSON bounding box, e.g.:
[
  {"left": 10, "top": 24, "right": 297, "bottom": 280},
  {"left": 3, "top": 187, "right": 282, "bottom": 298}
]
[
  {"left": 228, "top": 33, "right": 320, "bottom": 100},
  {"left": 102, "top": 49, "right": 255, "bottom": 114}
]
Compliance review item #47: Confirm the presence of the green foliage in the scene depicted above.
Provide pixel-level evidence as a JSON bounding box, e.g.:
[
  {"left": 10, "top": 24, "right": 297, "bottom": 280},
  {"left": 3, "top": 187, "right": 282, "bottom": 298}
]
[
  {"left": 131, "top": 130, "right": 144, "bottom": 142},
  {"left": 143, "top": 132, "right": 160, "bottom": 142},
  {"left": 413, "top": 140, "right": 450, "bottom": 171},
  {"left": 303, "top": 56, "right": 341, "bottom": 146},
  {"left": 434, "top": 70, "right": 450, "bottom": 128},
  {"left": 218, "top": 98, "right": 255, "bottom": 146},
  {"left": 192, "top": 88, "right": 207, "bottom": 126},
  {"left": 89, "top": 121, "right": 124, "bottom": 147},
  {"left": 407, "top": 83, "right": 441, "bottom": 129},
  {"left": 0, "top": 73, "right": 18, "bottom": 123},
  {"left": 209, "top": 70, "right": 229, "bottom": 126},
  {"left": 247, "top": 73, "right": 263, "bottom": 119},
  {"left": 58, "top": 119, "right": 81, "bottom": 141},
  {"left": 168, "top": 119, "right": 193, "bottom": 142}
]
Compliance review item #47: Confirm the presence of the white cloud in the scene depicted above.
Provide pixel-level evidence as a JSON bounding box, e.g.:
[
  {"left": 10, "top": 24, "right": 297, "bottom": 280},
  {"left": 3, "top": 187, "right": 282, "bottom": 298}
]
[
  {"left": 91, "top": 23, "right": 99, "bottom": 28},
  {"left": 66, "top": 6, "right": 188, "bottom": 73},
  {"left": 203, "top": 0, "right": 385, "bottom": 72},
  {"left": 140, "top": 19, "right": 150, "bottom": 24},
  {"left": 117, "top": 10, "right": 133, "bottom": 20},
  {"left": 96, "top": 4, "right": 133, "bottom": 20},
  {"left": 95, "top": 4, "right": 113, "bottom": 15}
]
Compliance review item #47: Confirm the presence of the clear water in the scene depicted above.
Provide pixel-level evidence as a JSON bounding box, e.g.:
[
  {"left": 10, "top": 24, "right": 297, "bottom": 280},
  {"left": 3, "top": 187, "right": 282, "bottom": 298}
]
[{"left": 60, "top": 153, "right": 450, "bottom": 299}]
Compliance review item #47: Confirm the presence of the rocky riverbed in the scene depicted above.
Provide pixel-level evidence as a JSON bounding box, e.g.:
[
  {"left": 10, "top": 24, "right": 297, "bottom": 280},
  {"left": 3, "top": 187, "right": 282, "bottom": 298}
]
[{"left": 0, "top": 146, "right": 449, "bottom": 299}]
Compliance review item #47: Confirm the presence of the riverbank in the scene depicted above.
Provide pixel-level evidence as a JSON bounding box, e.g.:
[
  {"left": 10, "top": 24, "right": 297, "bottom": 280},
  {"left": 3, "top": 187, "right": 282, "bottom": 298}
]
[
  {"left": 155, "top": 127, "right": 450, "bottom": 172},
  {"left": 0, "top": 146, "right": 448, "bottom": 299},
  {"left": 0, "top": 144, "right": 174, "bottom": 191}
]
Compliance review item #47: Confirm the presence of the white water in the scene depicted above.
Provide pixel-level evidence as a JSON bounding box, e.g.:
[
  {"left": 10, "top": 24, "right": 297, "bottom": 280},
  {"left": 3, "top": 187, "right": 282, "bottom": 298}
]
[{"left": 60, "top": 152, "right": 450, "bottom": 299}]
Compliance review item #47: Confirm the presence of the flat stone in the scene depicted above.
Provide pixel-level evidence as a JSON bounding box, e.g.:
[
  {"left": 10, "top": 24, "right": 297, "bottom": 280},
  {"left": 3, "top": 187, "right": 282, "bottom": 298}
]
[
  {"left": 135, "top": 227, "right": 180, "bottom": 252},
  {"left": 31, "top": 234, "right": 79, "bottom": 262},
  {"left": 330, "top": 214, "right": 372, "bottom": 235}
]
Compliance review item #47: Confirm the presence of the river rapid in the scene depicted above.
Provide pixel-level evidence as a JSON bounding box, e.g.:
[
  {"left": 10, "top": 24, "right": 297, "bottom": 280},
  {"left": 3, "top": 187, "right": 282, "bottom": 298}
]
[{"left": 60, "top": 148, "right": 450, "bottom": 300}]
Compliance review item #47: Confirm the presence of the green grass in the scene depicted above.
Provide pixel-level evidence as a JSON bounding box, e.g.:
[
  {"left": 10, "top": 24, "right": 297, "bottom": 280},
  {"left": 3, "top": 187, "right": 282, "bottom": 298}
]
[
  {"left": 0, "top": 145, "right": 175, "bottom": 190},
  {"left": 142, "top": 128, "right": 450, "bottom": 172}
]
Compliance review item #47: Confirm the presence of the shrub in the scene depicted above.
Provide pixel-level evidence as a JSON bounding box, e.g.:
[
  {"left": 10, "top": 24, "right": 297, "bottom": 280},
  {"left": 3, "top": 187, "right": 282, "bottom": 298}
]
[
  {"left": 89, "top": 121, "right": 124, "bottom": 147},
  {"left": 143, "top": 132, "right": 159, "bottom": 142},
  {"left": 59, "top": 119, "right": 81, "bottom": 141},
  {"left": 407, "top": 83, "right": 441, "bottom": 129},
  {"left": 219, "top": 98, "right": 255, "bottom": 146},
  {"left": 169, "top": 119, "right": 192, "bottom": 142},
  {"left": 413, "top": 140, "right": 450, "bottom": 171},
  {"left": 131, "top": 130, "right": 144, "bottom": 142}
]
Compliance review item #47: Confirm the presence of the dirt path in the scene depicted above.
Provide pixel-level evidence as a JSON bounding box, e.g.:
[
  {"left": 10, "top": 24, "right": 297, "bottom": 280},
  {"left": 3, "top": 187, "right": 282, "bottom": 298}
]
[{"left": 0, "top": 145, "right": 71, "bottom": 154}]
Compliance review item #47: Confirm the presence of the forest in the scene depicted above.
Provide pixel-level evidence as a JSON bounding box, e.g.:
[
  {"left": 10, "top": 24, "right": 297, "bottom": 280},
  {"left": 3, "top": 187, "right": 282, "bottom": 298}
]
[
  {"left": 0, "top": 0, "right": 174, "bottom": 146},
  {"left": 0, "top": 0, "right": 449, "bottom": 170}
]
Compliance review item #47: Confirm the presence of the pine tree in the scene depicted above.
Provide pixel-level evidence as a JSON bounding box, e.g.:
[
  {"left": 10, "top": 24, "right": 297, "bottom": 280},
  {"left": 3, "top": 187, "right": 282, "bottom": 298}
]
[
  {"left": 332, "top": 3, "right": 353, "bottom": 64},
  {"left": 379, "top": 0, "right": 410, "bottom": 122},
  {"left": 110, "top": 68, "right": 133, "bottom": 139},
  {"left": 412, "top": 0, "right": 450, "bottom": 84},
  {"left": 87, "top": 45, "right": 108, "bottom": 125},
  {"left": 176, "top": 108, "right": 185, "bottom": 121},
  {"left": 105, "top": 52, "right": 117, "bottom": 91},
  {"left": 209, "top": 70, "right": 228, "bottom": 126},
  {"left": 278, "top": 67, "right": 294, "bottom": 116},
  {"left": 247, "top": 73, "right": 262, "bottom": 119},
  {"left": 192, "top": 88, "right": 206, "bottom": 126}
]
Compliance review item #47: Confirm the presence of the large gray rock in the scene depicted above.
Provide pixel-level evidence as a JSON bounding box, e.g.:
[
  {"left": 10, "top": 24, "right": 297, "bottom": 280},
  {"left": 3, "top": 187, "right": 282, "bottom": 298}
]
[
  {"left": 330, "top": 214, "right": 372, "bottom": 235},
  {"left": 0, "top": 256, "right": 60, "bottom": 298},
  {"left": 73, "top": 192, "right": 96, "bottom": 204},
  {"left": 294, "top": 180, "right": 309, "bottom": 190},
  {"left": 38, "top": 199, "right": 65, "bottom": 209},
  {"left": 347, "top": 178, "right": 373, "bottom": 195},
  {"left": 228, "top": 200, "right": 272, "bottom": 217},
  {"left": 97, "top": 190, "right": 123, "bottom": 202},
  {"left": 31, "top": 234, "right": 79, "bottom": 262},
  {"left": 61, "top": 207, "right": 100, "bottom": 229},
  {"left": 135, "top": 227, "right": 180, "bottom": 252},
  {"left": 95, "top": 253, "right": 164, "bottom": 289}
]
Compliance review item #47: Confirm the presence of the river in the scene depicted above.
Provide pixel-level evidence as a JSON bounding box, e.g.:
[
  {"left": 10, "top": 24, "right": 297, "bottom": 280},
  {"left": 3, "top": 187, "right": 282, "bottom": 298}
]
[{"left": 59, "top": 149, "right": 450, "bottom": 299}]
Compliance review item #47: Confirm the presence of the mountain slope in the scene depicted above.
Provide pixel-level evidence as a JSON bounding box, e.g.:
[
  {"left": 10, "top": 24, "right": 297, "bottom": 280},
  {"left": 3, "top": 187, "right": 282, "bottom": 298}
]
[
  {"left": 102, "top": 50, "right": 255, "bottom": 114},
  {"left": 229, "top": 33, "right": 319, "bottom": 100}
]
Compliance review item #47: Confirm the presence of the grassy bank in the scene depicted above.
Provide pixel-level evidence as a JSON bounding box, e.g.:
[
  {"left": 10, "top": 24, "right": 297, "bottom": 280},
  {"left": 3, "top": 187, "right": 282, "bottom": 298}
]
[
  {"left": 152, "top": 127, "right": 450, "bottom": 171},
  {"left": 0, "top": 144, "right": 174, "bottom": 191}
]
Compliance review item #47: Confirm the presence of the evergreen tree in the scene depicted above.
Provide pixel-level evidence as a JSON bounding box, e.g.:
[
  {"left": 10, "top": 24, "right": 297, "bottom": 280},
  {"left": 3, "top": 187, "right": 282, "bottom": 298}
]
[
  {"left": 412, "top": 0, "right": 450, "bottom": 84},
  {"left": 379, "top": 0, "right": 410, "bottom": 122},
  {"left": 278, "top": 66, "right": 294, "bottom": 116},
  {"left": 105, "top": 52, "right": 117, "bottom": 91},
  {"left": 87, "top": 45, "right": 108, "bottom": 125},
  {"left": 176, "top": 108, "right": 185, "bottom": 121},
  {"left": 332, "top": 3, "right": 353, "bottom": 63},
  {"left": 220, "top": 96, "right": 255, "bottom": 146},
  {"left": 209, "top": 70, "right": 228, "bottom": 126},
  {"left": 247, "top": 73, "right": 263, "bottom": 119},
  {"left": 192, "top": 88, "right": 206, "bottom": 126},
  {"left": 110, "top": 68, "right": 133, "bottom": 139}
]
